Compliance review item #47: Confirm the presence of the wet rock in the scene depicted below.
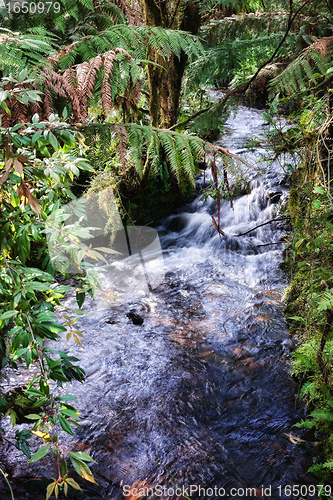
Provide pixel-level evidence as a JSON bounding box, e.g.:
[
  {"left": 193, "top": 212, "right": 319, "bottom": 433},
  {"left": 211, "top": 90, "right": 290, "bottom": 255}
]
[
  {"left": 279, "top": 173, "right": 291, "bottom": 186},
  {"left": 232, "top": 347, "right": 246, "bottom": 359},
  {"left": 267, "top": 190, "right": 283, "bottom": 204},
  {"left": 126, "top": 310, "right": 144, "bottom": 325},
  {"left": 102, "top": 317, "right": 118, "bottom": 325},
  {"left": 240, "top": 357, "right": 261, "bottom": 370},
  {"left": 166, "top": 215, "right": 187, "bottom": 232}
]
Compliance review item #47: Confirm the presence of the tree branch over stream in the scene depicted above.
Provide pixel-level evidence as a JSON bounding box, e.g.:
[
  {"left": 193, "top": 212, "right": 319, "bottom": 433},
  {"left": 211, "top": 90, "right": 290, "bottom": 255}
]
[
  {"left": 170, "top": 0, "right": 313, "bottom": 132},
  {"left": 243, "top": 0, "right": 313, "bottom": 93},
  {"left": 211, "top": 215, "right": 291, "bottom": 240}
]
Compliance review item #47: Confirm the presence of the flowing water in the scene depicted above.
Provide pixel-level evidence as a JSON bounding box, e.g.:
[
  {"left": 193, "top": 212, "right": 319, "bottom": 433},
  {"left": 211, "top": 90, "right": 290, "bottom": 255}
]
[{"left": 1, "top": 106, "right": 316, "bottom": 500}]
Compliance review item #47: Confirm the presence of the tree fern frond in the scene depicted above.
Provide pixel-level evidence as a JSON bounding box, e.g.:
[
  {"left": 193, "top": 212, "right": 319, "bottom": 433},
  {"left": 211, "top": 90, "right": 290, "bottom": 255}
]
[
  {"left": 128, "top": 125, "right": 144, "bottom": 176},
  {"left": 270, "top": 36, "right": 333, "bottom": 97},
  {"left": 101, "top": 51, "right": 117, "bottom": 116},
  {"left": 85, "top": 122, "right": 250, "bottom": 196},
  {"left": 0, "top": 30, "right": 53, "bottom": 75},
  {"left": 140, "top": 26, "right": 205, "bottom": 61},
  {"left": 148, "top": 131, "right": 161, "bottom": 176},
  {"left": 114, "top": 0, "right": 142, "bottom": 26},
  {"left": 78, "top": 55, "right": 103, "bottom": 100},
  {"left": 189, "top": 99, "right": 234, "bottom": 135},
  {"left": 199, "top": 0, "right": 262, "bottom": 14}
]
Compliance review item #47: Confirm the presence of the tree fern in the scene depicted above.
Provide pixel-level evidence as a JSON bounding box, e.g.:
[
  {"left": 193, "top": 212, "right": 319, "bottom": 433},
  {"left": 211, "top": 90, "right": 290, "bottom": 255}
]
[
  {"left": 270, "top": 36, "right": 333, "bottom": 97},
  {"left": 186, "top": 32, "right": 285, "bottom": 91},
  {"left": 87, "top": 122, "right": 250, "bottom": 194}
]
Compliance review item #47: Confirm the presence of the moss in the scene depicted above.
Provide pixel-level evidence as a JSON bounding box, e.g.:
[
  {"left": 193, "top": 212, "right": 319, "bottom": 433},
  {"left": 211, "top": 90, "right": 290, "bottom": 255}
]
[
  {"left": 288, "top": 186, "right": 300, "bottom": 222},
  {"left": 122, "top": 174, "right": 195, "bottom": 226}
]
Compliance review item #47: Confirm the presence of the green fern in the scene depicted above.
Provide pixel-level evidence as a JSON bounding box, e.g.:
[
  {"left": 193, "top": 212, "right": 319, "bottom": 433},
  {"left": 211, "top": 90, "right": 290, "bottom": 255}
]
[
  {"left": 270, "top": 37, "right": 333, "bottom": 97},
  {"left": 318, "top": 290, "right": 333, "bottom": 312},
  {"left": 87, "top": 122, "right": 247, "bottom": 192},
  {"left": 0, "top": 29, "right": 53, "bottom": 75}
]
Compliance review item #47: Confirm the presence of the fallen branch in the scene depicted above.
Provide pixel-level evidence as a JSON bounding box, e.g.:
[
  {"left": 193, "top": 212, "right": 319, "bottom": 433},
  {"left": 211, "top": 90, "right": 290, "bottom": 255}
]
[
  {"left": 168, "top": 89, "right": 241, "bottom": 131},
  {"left": 211, "top": 215, "right": 290, "bottom": 238},
  {"left": 211, "top": 216, "right": 226, "bottom": 236},
  {"left": 232, "top": 216, "right": 290, "bottom": 237}
]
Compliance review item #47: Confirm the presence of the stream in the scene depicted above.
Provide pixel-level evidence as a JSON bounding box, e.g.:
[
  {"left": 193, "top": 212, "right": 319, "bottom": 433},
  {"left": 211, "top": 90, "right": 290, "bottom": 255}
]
[{"left": 1, "top": 106, "right": 316, "bottom": 500}]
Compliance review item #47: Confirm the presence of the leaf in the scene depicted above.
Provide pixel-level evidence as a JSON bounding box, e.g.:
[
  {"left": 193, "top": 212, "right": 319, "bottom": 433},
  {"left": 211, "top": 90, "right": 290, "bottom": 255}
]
[
  {"left": 6, "top": 409, "right": 17, "bottom": 427},
  {"left": 13, "top": 159, "right": 23, "bottom": 175},
  {"left": 21, "top": 441, "right": 31, "bottom": 458},
  {"left": 17, "top": 180, "right": 41, "bottom": 216},
  {"left": 18, "top": 68, "right": 28, "bottom": 82},
  {"left": 0, "top": 89, "right": 9, "bottom": 103},
  {"left": 12, "top": 348, "right": 28, "bottom": 361},
  {"left": 0, "top": 310, "right": 18, "bottom": 321},
  {"left": 284, "top": 432, "right": 306, "bottom": 444},
  {"left": 0, "top": 158, "right": 13, "bottom": 186},
  {"left": 60, "top": 408, "right": 79, "bottom": 420},
  {"left": 28, "top": 444, "right": 51, "bottom": 463},
  {"left": 79, "top": 464, "right": 98, "bottom": 484},
  {"left": 32, "top": 130, "right": 42, "bottom": 146},
  {"left": 59, "top": 395, "right": 77, "bottom": 402},
  {"left": 69, "top": 456, "right": 97, "bottom": 484},
  {"left": 76, "top": 291, "right": 85, "bottom": 309},
  {"left": 68, "top": 451, "right": 96, "bottom": 463},
  {"left": 288, "top": 316, "right": 306, "bottom": 324},
  {"left": 69, "top": 455, "right": 83, "bottom": 475},
  {"left": 48, "top": 132, "right": 59, "bottom": 150},
  {"left": 73, "top": 334, "right": 83, "bottom": 347},
  {"left": 32, "top": 398, "right": 47, "bottom": 409},
  {"left": 25, "top": 388, "right": 44, "bottom": 397},
  {"left": 310, "top": 409, "right": 333, "bottom": 421},
  {"left": 66, "top": 478, "right": 81, "bottom": 491},
  {"left": 295, "top": 239, "right": 305, "bottom": 249},
  {"left": 94, "top": 247, "right": 119, "bottom": 254},
  {"left": 61, "top": 458, "right": 68, "bottom": 478},
  {"left": 58, "top": 414, "right": 74, "bottom": 435},
  {"left": 31, "top": 430, "right": 52, "bottom": 442},
  {"left": 46, "top": 481, "right": 56, "bottom": 500},
  {"left": 5, "top": 158, "right": 13, "bottom": 171},
  {"left": 0, "top": 168, "right": 11, "bottom": 185}
]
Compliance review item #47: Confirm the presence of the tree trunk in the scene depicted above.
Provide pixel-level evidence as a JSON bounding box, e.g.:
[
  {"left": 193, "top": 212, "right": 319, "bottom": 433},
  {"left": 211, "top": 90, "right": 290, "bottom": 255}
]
[{"left": 142, "top": 0, "right": 201, "bottom": 128}]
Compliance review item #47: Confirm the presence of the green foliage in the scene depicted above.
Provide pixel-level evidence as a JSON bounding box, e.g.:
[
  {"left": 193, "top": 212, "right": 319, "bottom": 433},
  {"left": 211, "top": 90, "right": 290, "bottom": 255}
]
[
  {"left": 0, "top": 92, "right": 98, "bottom": 495},
  {"left": 124, "top": 123, "right": 204, "bottom": 186},
  {"left": 270, "top": 39, "right": 333, "bottom": 97},
  {"left": 188, "top": 17, "right": 289, "bottom": 90},
  {"left": 0, "top": 28, "right": 53, "bottom": 76},
  {"left": 276, "top": 58, "right": 333, "bottom": 483},
  {"left": 199, "top": 0, "right": 267, "bottom": 15}
]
